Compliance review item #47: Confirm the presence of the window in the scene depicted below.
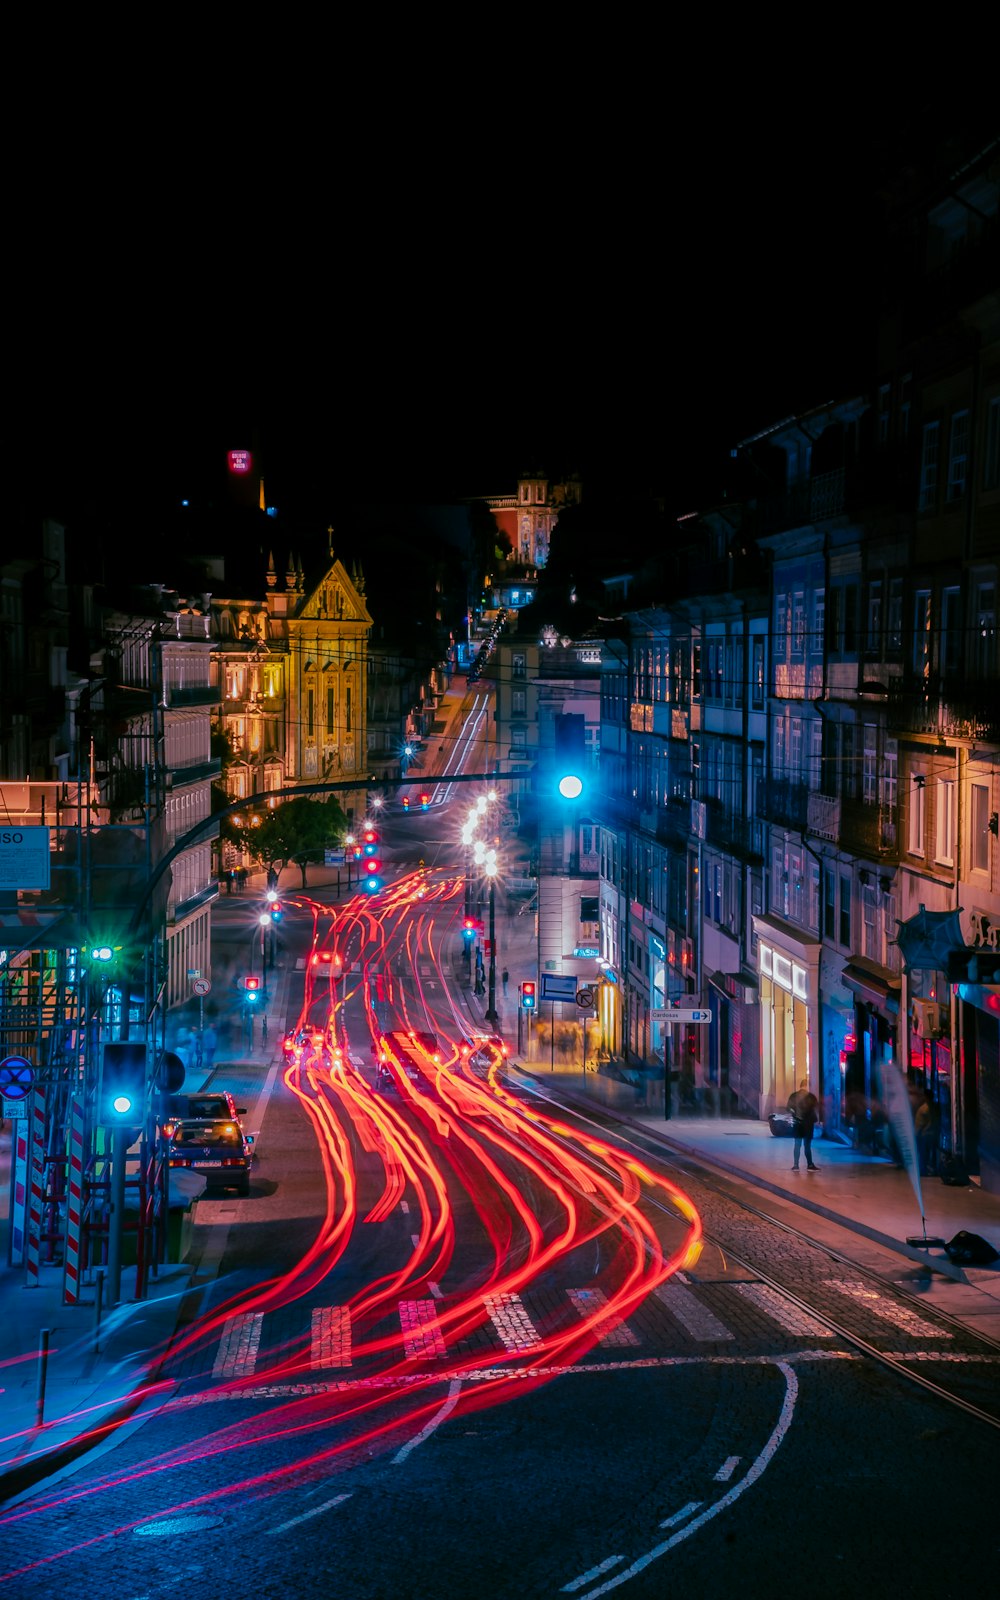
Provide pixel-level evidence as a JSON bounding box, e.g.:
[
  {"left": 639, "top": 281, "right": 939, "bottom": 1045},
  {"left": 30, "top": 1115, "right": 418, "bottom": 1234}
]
[
  {"left": 512, "top": 652, "right": 526, "bottom": 679},
  {"left": 823, "top": 866, "right": 836, "bottom": 941},
  {"left": 535, "top": 485, "right": 544, "bottom": 502},
  {"left": 752, "top": 638, "right": 765, "bottom": 708},
  {"left": 810, "top": 590, "right": 825, "bottom": 657},
  {"left": 878, "top": 383, "right": 891, "bottom": 445},
  {"left": 345, "top": 687, "right": 351, "bottom": 735},
  {"left": 789, "top": 718, "right": 802, "bottom": 780},
  {"left": 580, "top": 895, "right": 598, "bottom": 923},
  {"left": 307, "top": 689, "right": 314, "bottom": 737},
  {"left": 975, "top": 583, "right": 996, "bottom": 678},
  {"left": 866, "top": 581, "right": 882, "bottom": 652},
  {"left": 862, "top": 725, "right": 877, "bottom": 805},
  {"left": 882, "top": 738, "right": 898, "bottom": 815},
  {"left": 842, "top": 722, "right": 857, "bottom": 800},
  {"left": 839, "top": 871, "right": 851, "bottom": 948},
  {"left": 908, "top": 775, "right": 925, "bottom": 856},
  {"left": 941, "top": 588, "right": 961, "bottom": 677},
  {"left": 774, "top": 594, "right": 787, "bottom": 660},
  {"left": 919, "top": 421, "right": 940, "bottom": 512},
  {"left": 985, "top": 396, "right": 1000, "bottom": 490},
  {"left": 326, "top": 685, "right": 335, "bottom": 730},
  {"left": 947, "top": 410, "right": 969, "bottom": 501},
  {"left": 913, "top": 590, "right": 932, "bottom": 680},
  {"left": 511, "top": 689, "right": 526, "bottom": 716},
  {"left": 887, "top": 578, "right": 903, "bottom": 652},
  {"left": 862, "top": 885, "right": 878, "bottom": 960},
  {"left": 792, "top": 592, "right": 806, "bottom": 656},
  {"left": 971, "top": 782, "right": 991, "bottom": 873},
  {"left": 935, "top": 779, "right": 956, "bottom": 867}
]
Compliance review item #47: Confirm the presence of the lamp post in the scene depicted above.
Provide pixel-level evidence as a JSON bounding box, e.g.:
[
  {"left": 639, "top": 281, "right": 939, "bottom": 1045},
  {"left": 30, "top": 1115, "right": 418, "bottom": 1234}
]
[{"left": 483, "top": 849, "right": 499, "bottom": 1027}]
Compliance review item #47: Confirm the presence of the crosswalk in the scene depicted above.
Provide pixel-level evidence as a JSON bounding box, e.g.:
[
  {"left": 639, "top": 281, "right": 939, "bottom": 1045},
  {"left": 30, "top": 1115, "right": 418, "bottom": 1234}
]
[{"left": 193, "top": 1273, "right": 960, "bottom": 1383}]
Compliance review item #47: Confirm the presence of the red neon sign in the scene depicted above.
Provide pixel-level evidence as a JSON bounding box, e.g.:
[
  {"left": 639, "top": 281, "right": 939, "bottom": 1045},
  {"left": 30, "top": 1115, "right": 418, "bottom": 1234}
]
[{"left": 228, "top": 449, "right": 252, "bottom": 475}]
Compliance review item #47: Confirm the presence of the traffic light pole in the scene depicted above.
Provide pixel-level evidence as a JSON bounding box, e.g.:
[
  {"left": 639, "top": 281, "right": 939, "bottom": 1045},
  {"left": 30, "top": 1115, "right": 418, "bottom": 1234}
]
[
  {"left": 485, "top": 878, "right": 498, "bottom": 1027},
  {"left": 107, "top": 1124, "right": 128, "bottom": 1307}
]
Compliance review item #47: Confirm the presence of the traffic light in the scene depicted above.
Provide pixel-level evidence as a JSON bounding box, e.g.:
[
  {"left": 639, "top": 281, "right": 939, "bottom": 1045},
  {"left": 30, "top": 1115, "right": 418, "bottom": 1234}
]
[
  {"left": 362, "top": 874, "right": 382, "bottom": 894},
  {"left": 243, "top": 976, "right": 261, "bottom": 1001},
  {"left": 462, "top": 917, "right": 476, "bottom": 945},
  {"left": 420, "top": 793, "right": 430, "bottom": 811},
  {"left": 270, "top": 901, "right": 283, "bottom": 923},
  {"left": 100, "top": 1042, "right": 147, "bottom": 1126},
  {"left": 362, "top": 827, "right": 379, "bottom": 855},
  {"left": 554, "top": 712, "right": 586, "bottom": 800},
  {"left": 520, "top": 980, "right": 537, "bottom": 1011}
]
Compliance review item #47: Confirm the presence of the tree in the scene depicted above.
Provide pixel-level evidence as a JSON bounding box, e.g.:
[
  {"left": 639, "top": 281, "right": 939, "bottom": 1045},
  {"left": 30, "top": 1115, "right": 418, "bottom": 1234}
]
[{"left": 227, "top": 795, "right": 349, "bottom": 888}]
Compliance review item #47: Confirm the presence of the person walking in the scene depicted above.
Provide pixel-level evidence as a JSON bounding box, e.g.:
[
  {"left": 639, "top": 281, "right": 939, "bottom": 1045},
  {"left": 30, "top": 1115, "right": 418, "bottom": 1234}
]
[
  {"left": 788, "top": 1079, "right": 820, "bottom": 1171},
  {"left": 915, "top": 1091, "right": 938, "bottom": 1175},
  {"left": 201, "top": 1024, "right": 218, "bottom": 1074},
  {"left": 501, "top": 966, "right": 509, "bottom": 998}
]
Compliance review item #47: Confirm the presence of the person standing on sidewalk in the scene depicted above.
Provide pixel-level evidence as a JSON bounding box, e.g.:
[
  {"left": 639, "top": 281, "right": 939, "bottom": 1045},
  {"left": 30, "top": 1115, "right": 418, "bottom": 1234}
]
[
  {"left": 502, "top": 966, "right": 509, "bottom": 997},
  {"left": 788, "top": 1079, "right": 820, "bottom": 1171}
]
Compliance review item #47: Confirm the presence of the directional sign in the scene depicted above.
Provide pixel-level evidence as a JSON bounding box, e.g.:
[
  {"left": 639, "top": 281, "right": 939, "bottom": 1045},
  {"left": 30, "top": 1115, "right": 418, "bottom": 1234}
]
[
  {"left": 666, "top": 1008, "right": 713, "bottom": 1024},
  {"left": 0, "top": 1054, "right": 34, "bottom": 1100}
]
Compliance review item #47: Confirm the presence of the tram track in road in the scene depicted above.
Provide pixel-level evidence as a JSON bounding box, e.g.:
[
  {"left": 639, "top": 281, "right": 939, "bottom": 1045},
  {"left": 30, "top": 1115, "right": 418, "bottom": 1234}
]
[{"left": 507, "top": 1070, "right": 1000, "bottom": 1431}]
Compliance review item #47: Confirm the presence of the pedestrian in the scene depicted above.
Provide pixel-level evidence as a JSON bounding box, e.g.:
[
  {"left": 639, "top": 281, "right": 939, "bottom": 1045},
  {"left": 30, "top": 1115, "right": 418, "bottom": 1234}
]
[
  {"left": 202, "top": 1024, "right": 218, "bottom": 1073},
  {"left": 915, "top": 1092, "right": 937, "bottom": 1175},
  {"left": 788, "top": 1078, "right": 820, "bottom": 1171},
  {"left": 502, "top": 966, "right": 509, "bottom": 997}
]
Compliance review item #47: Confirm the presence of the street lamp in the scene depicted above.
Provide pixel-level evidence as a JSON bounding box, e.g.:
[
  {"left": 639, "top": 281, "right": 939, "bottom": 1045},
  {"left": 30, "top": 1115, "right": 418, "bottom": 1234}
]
[{"left": 483, "top": 848, "right": 499, "bottom": 1026}]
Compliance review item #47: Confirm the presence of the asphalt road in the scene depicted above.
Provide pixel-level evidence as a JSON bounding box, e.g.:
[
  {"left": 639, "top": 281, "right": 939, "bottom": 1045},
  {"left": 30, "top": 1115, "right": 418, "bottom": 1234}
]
[{"left": 1, "top": 851, "right": 995, "bottom": 1599}]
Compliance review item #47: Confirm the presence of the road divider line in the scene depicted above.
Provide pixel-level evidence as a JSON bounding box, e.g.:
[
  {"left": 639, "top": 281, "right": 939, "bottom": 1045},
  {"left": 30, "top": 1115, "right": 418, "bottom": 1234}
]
[
  {"left": 400, "top": 1298, "right": 447, "bottom": 1358},
  {"left": 212, "top": 1313, "right": 263, "bottom": 1378}
]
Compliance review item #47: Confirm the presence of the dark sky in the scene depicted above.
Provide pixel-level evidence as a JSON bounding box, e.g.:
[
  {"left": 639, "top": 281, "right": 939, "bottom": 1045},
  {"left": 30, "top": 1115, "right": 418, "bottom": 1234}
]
[{"left": 31, "top": 101, "right": 995, "bottom": 538}]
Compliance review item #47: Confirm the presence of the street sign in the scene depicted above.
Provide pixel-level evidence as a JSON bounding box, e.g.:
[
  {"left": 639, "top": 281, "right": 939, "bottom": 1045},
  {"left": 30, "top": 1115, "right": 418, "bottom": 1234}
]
[
  {"left": 0, "top": 1054, "right": 33, "bottom": 1100},
  {"left": 576, "top": 987, "right": 595, "bottom": 1009},
  {"left": 191, "top": 977, "right": 212, "bottom": 996},
  {"left": 0, "top": 826, "right": 51, "bottom": 891},
  {"left": 541, "top": 973, "right": 579, "bottom": 1003},
  {"left": 665, "top": 1008, "right": 713, "bottom": 1024},
  {"left": 2, "top": 1097, "right": 27, "bottom": 1119}
]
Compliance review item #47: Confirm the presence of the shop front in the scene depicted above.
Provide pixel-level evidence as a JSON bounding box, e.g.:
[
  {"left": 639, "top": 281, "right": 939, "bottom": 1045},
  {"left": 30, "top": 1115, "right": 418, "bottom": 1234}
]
[{"left": 754, "top": 915, "right": 821, "bottom": 1120}]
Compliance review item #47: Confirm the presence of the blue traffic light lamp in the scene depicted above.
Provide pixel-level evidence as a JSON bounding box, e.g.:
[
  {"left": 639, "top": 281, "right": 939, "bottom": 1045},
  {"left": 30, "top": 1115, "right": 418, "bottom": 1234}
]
[
  {"left": 557, "top": 774, "right": 584, "bottom": 799},
  {"left": 100, "top": 1042, "right": 147, "bottom": 1126}
]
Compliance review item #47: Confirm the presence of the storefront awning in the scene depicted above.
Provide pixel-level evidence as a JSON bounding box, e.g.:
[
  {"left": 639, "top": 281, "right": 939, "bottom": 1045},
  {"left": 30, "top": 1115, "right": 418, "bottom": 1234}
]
[{"left": 842, "top": 959, "right": 901, "bottom": 1014}]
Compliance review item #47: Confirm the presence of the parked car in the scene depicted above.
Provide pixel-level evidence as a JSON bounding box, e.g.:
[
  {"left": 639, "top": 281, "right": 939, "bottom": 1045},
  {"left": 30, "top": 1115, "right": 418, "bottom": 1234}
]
[
  {"left": 168, "top": 1117, "right": 255, "bottom": 1196},
  {"left": 163, "top": 1091, "right": 246, "bottom": 1138}
]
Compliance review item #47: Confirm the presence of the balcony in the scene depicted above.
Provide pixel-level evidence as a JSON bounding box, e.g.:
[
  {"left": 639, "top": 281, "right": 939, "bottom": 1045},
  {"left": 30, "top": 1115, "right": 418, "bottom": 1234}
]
[
  {"left": 840, "top": 797, "right": 898, "bottom": 860},
  {"left": 169, "top": 757, "right": 222, "bottom": 788},
  {"left": 747, "top": 468, "right": 847, "bottom": 537},
  {"left": 703, "top": 804, "right": 765, "bottom": 864},
  {"left": 887, "top": 677, "right": 1000, "bottom": 742},
  {"left": 168, "top": 684, "right": 222, "bottom": 708},
  {"left": 757, "top": 777, "right": 810, "bottom": 830}
]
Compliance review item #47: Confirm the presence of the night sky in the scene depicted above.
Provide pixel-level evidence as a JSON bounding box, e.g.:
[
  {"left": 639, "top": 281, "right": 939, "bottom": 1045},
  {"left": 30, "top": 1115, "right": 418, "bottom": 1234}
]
[{"left": 30, "top": 101, "right": 996, "bottom": 545}]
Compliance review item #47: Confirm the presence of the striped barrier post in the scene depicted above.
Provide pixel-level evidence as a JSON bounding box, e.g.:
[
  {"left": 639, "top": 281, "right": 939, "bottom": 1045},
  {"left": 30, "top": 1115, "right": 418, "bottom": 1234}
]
[
  {"left": 25, "top": 1086, "right": 47, "bottom": 1288},
  {"left": 63, "top": 1094, "right": 86, "bottom": 1305}
]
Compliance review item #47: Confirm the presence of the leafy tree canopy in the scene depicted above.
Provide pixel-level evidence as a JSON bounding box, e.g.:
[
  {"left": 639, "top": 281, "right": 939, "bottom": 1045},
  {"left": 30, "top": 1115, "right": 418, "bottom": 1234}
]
[{"left": 227, "top": 795, "right": 348, "bottom": 886}]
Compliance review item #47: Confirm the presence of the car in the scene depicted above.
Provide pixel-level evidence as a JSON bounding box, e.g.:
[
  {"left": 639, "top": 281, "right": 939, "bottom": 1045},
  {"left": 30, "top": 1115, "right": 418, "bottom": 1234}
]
[
  {"left": 163, "top": 1091, "right": 247, "bottom": 1138},
  {"left": 460, "top": 1034, "right": 508, "bottom": 1069},
  {"left": 168, "top": 1117, "right": 255, "bottom": 1196}
]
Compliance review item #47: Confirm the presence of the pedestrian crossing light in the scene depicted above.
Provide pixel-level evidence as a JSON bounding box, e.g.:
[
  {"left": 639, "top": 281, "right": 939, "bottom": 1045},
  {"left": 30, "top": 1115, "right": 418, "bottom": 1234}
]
[
  {"left": 100, "top": 1042, "right": 147, "bottom": 1125},
  {"left": 243, "top": 976, "right": 261, "bottom": 1001},
  {"left": 520, "top": 980, "right": 537, "bottom": 1011},
  {"left": 462, "top": 917, "right": 476, "bottom": 945}
]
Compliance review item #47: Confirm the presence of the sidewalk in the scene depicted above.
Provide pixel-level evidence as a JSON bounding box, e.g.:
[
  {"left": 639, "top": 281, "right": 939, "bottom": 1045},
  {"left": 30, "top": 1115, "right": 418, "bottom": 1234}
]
[{"left": 4, "top": 845, "right": 999, "bottom": 1507}]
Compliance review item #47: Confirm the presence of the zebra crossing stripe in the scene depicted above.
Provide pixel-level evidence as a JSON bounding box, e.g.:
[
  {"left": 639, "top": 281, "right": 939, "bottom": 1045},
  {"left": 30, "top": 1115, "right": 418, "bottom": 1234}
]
[
  {"left": 567, "top": 1288, "right": 640, "bottom": 1348},
  {"left": 829, "top": 1281, "right": 954, "bottom": 1338},
  {"left": 213, "top": 1313, "right": 264, "bottom": 1378},
  {"left": 400, "top": 1298, "right": 447, "bottom": 1357},
  {"left": 483, "top": 1292, "right": 543, "bottom": 1352},
  {"left": 311, "top": 1306, "right": 352, "bottom": 1368},
  {"left": 732, "top": 1284, "right": 830, "bottom": 1337},
  {"left": 654, "top": 1282, "right": 734, "bottom": 1342}
]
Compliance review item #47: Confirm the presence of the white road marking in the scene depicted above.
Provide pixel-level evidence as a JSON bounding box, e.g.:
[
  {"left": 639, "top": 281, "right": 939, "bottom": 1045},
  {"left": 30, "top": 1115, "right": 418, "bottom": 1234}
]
[
  {"left": 400, "top": 1298, "right": 447, "bottom": 1357},
  {"left": 483, "top": 1291, "right": 543, "bottom": 1351},
  {"left": 732, "top": 1283, "right": 830, "bottom": 1336},
  {"left": 271, "top": 1492, "right": 352, "bottom": 1534},
  {"left": 400, "top": 1200, "right": 410, "bottom": 1213},
  {"left": 428, "top": 1281, "right": 443, "bottom": 1299},
  {"left": 574, "top": 1362, "right": 800, "bottom": 1598},
  {"left": 310, "top": 1306, "right": 351, "bottom": 1369},
  {"left": 561, "top": 1555, "right": 625, "bottom": 1591},
  {"left": 659, "top": 1499, "right": 702, "bottom": 1529},
  {"left": 392, "top": 1378, "right": 463, "bottom": 1464},
  {"left": 568, "top": 1288, "right": 639, "bottom": 1347},
  {"left": 828, "top": 1281, "right": 954, "bottom": 1338},
  {"left": 212, "top": 1313, "right": 263, "bottom": 1378},
  {"left": 714, "top": 1456, "right": 740, "bottom": 1482},
  {"left": 654, "top": 1282, "right": 734, "bottom": 1341}
]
